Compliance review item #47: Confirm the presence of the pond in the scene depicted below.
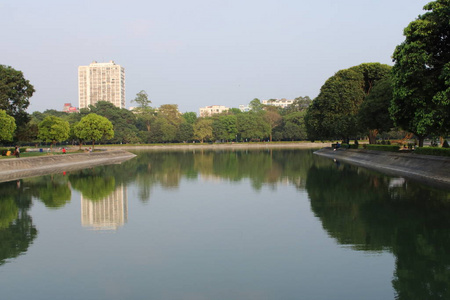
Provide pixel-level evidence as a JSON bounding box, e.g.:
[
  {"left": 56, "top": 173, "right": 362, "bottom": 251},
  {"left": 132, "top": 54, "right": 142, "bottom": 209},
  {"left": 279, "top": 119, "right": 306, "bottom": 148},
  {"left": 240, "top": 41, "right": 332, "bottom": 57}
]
[{"left": 0, "top": 149, "right": 449, "bottom": 300}]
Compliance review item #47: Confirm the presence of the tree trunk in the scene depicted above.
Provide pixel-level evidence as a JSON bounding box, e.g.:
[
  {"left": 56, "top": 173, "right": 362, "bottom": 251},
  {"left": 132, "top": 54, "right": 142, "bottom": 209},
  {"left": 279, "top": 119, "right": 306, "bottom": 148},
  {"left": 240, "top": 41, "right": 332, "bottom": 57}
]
[
  {"left": 368, "top": 129, "right": 378, "bottom": 144},
  {"left": 418, "top": 136, "right": 424, "bottom": 147}
]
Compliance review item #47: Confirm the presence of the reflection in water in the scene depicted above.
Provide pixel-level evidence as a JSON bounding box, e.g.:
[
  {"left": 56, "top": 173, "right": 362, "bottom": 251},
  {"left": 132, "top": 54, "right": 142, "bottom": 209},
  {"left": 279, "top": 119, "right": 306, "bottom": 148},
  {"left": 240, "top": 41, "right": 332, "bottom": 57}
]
[
  {"left": 0, "top": 180, "right": 37, "bottom": 266},
  {"left": 306, "top": 162, "right": 450, "bottom": 300},
  {"left": 81, "top": 185, "right": 128, "bottom": 231},
  {"left": 1, "top": 149, "right": 450, "bottom": 299}
]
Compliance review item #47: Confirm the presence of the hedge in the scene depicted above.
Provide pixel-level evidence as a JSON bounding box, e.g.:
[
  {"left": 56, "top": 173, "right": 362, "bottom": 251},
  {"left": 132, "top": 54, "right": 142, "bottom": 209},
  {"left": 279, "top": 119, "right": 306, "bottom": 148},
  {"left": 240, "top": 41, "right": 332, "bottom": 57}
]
[
  {"left": 363, "top": 144, "right": 400, "bottom": 152},
  {"left": 414, "top": 147, "right": 450, "bottom": 157}
]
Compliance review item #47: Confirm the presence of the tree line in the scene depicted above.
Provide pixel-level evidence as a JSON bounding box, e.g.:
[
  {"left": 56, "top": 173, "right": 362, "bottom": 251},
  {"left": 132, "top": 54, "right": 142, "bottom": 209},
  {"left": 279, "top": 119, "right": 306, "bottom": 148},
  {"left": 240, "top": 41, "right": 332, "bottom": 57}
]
[{"left": 0, "top": 0, "right": 448, "bottom": 147}]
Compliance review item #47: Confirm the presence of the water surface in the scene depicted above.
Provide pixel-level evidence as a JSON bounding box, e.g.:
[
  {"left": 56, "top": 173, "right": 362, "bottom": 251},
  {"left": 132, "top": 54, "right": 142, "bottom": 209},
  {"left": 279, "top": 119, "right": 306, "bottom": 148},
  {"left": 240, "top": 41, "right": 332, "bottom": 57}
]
[{"left": 0, "top": 149, "right": 449, "bottom": 300}]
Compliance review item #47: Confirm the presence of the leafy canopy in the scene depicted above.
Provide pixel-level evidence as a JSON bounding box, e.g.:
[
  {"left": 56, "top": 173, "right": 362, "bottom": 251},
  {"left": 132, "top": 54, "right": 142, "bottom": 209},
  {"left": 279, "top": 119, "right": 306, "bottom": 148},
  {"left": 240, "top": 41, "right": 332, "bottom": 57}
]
[
  {"left": 305, "top": 63, "right": 391, "bottom": 141},
  {"left": 38, "top": 115, "right": 70, "bottom": 146},
  {"left": 390, "top": 0, "right": 450, "bottom": 143},
  {"left": 74, "top": 113, "right": 114, "bottom": 147},
  {"left": 0, "top": 109, "right": 16, "bottom": 141},
  {"left": 0, "top": 65, "right": 35, "bottom": 126}
]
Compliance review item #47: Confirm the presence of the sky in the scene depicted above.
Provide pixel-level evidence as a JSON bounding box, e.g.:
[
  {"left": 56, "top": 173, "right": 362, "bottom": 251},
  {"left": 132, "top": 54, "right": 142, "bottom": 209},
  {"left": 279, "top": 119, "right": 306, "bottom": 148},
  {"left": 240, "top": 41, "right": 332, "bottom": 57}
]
[{"left": 1, "top": 0, "right": 428, "bottom": 114}]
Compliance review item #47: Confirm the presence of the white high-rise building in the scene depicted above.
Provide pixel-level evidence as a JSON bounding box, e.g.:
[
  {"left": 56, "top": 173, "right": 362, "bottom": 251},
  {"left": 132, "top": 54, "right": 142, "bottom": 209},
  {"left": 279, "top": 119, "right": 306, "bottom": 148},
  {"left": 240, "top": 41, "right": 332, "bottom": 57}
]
[{"left": 78, "top": 60, "right": 125, "bottom": 109}]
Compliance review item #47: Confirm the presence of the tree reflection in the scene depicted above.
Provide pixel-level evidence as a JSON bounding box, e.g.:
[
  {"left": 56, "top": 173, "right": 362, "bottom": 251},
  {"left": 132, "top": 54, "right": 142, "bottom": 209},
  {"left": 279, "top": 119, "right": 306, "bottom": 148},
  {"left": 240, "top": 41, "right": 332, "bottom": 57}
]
[
  {"left": 25, "top": 175, "right": 71, "bottom": 208},
  {"left": 306, "top": 162, "right": 450, "bottom": 299},
  {"left": 0, "top": 180, "right": 37, "bottom": 266},
  {"left": 126, "top": 149, "right": 321, "bottom": 201},
  {"left": 69, "top": 169, "right": 116, "bottom": 201}
]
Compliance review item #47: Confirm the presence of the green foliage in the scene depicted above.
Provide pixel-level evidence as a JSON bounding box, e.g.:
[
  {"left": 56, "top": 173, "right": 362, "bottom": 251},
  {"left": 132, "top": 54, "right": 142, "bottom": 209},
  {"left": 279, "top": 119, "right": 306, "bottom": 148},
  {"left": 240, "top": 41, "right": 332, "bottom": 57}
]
[
  {"left": 212, "top": 115, "right": 238, "bottom": 141},
  {"left": 157, "top": 104, "right": 182, "bottom": 127},
  {"left": 131, "top": 90, "right": 151, "bottom": 108},
  {"left": 414, "top": 147, "right": 450, "bottom": 157},
  {"left": 391, "top": 0, "right": 450, "bottom": 145},
  {"left": 182, "top": 112, "right": 197, "bottom": 125},
  {"left": 358, "top": 76, "right": 395, "bottom": 134},
  {"left": 88, "top": 101, "right": 138, "bottom": 144},
  {"left": 305, "top": 63, "right": 391, "bottom": 142},
  {"left": 193, "top": 118, "right": 213, "bottom": 142},
  {"left": 249, "top": 98, "right": 264, "bottom": 112},
  {"left": 281, "top": 96, "right": 311, "bottom": 115},
  {"left": 283, "top": 111, "right": 307, "bottom": 141},
  {"left": 73, "top": 113, "right": 114, "bottom": 147},
  {"left": 0, "top": 109, "right": 16, "bottom": 142},
  {"left": 37, "top": 115, "right": 70, "bottom": 147},
  {"left": 0, "top": 198, "right": 18, "bottom": 229},
  {"left": 0, "top": 65, "right": 34, "bottom": 127},
  {"left": 131, "top": 90, "right": 155, "bottom": 132},
  {"left": 69, "top": 173, "right": 116, "bottom": 201},
  {"left": 176, "top": 122, "right": 194, "bottom": 142},
  {"left": 363, "top": 144, "right": 400, "bottom": 152},
  {"left": 236, "top": 113, "right": 270, "bottom": 141}
]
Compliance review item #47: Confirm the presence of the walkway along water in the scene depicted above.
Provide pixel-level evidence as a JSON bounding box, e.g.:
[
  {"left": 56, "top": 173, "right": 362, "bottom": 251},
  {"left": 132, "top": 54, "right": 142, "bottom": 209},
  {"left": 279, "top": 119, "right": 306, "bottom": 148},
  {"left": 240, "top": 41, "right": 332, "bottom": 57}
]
[
  {"left": 0, "top": 150, "right": 136, "bottom": 183},
  {"left": 314, "top": 148, "right": 450, "bottom": 188}
]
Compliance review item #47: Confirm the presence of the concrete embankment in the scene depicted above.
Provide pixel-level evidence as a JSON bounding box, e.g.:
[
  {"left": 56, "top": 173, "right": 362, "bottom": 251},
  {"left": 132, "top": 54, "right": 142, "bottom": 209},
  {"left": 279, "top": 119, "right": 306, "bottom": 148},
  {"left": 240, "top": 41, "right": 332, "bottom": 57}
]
[
  {"left": 314, "top": 148, "right": 450, "bottom": 188},
  {"left": 0, "top": 150, "right": 136, "bottom": 183}
]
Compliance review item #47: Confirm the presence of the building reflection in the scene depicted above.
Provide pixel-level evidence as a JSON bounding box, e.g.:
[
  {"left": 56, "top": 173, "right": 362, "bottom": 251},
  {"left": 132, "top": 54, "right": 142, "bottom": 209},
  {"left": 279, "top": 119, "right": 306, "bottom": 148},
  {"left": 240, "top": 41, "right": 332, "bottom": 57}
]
[{"left": 81, "top": 185, "right": 128, "bottom": 231}]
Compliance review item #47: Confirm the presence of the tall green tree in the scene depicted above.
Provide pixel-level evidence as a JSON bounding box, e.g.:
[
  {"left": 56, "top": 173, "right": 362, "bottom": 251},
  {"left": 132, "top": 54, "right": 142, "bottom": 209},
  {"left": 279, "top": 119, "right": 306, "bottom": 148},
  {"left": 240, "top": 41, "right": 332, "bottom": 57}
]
[
  {"left": 237, "top": 113, "right": 270, "bottom": 141},
  {"left": 305, "top": 63, "right": 391, "bottom": 143},
  {"left": 37, "top": 116, "right": 70, "bottom": 150},
  {"left": 157, "top": 104, "right": 182, "bottom": 127},
  {"left": 283, "top": 111, "right": 308, "bottom": 141},
  {"left": 263, "top": 107, "right": 282, "bottom": 142},
  {"left": 73, "top": 113, "right": 114, "bottom": 149},
  {"left": 0, "top": 109, "right": 16, "bottom": 142},
  {"left": 193, "top": 118, "right": 213, "bottom": 143},
  {"left": 131, "top": 90, "right": 155, "bottom": 132},
  {"left": 391, "top": 0, "right": 450, "bottom": 147},
  {"left": 0, "top": 65, "right": 35, "bottom": 129},
  {"left": 249, "top": 98, "right": 264, "bottom": 112},
  {"left": 358, "top": 76, "right": 395, "bottom": 143},
  {"left": 212, "top": 115, "right": 238, "bottom": 142},
  {"left": 182, "top": 112, "right": 197, "bottom": 125},
  {"left": 89, "top": 101, "right": 139, "bottom": 144}
]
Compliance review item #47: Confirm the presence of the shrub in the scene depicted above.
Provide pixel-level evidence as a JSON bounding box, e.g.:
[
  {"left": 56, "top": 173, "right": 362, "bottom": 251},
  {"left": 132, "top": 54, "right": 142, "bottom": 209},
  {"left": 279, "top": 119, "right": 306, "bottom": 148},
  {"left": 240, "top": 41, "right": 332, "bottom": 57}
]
[
  {"left": 363, "top": 144, "right": 400, "bottom": 152},
  {"left": 414, "top": 147, "right": 450, "bottom": 157}
]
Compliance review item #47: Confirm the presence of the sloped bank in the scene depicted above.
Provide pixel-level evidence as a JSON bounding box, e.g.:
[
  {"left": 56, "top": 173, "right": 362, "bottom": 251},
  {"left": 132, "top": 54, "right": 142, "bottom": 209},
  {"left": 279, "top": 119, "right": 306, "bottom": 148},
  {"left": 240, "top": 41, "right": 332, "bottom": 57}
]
[
  {"left": 314, "top": 148, "right": 450, "bottom": 188},
  {"left": 0, "top": 150, "right": 136, "bottom": 183}
]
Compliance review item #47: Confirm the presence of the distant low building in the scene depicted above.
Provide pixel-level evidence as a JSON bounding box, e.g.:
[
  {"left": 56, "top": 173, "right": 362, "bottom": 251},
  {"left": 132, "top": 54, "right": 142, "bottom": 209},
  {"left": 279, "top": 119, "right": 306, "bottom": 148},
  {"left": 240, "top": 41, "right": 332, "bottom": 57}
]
[
  {"left": 261, "top": 98, "right": 294, "bottom": 108},
  {"left": 62, "top": 103, "right": 79, "bottom": 113},
  {"left": 239, "top": 104, "right": 250, "bottom": 112},
  {"left": 199, "top": 105, "right": 229, "bottom": 117}
]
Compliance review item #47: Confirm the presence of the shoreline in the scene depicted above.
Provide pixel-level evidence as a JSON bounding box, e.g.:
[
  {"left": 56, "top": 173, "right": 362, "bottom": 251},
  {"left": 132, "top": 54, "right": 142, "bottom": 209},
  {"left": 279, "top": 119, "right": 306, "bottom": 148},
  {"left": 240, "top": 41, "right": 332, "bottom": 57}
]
[
  {"left": 314, "top": 148, "right": 450, "bottom": 189},
  {"left": 98, "top": 141, "right": 331, "bottom": 150},
  {"left": 0, "top": 143, "right": 329, "bottom": 183},
  {"left": 1, "top": 143, "right": 449, "bottom": 189},
  {"left": 0, "top": 150, "right": 136, "bottom": 183}
]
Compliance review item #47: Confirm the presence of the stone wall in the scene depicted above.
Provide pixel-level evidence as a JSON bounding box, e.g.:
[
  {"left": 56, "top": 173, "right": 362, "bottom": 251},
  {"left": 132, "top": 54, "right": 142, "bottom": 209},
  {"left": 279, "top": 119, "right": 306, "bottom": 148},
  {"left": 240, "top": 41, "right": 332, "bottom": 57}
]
[
  {"left": 314, "top": 148, "right": 450, "bottom": 188},
  {"left": 0, "top": 150, "right": 136, "bottom": 183}
]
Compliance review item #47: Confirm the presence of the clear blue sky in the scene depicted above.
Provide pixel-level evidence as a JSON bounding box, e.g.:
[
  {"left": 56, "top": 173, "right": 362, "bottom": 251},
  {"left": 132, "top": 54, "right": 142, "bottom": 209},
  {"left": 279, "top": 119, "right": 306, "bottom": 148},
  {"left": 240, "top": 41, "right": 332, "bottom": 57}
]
[{"left": 1, "top": 0, "right": 427, "bottom": 113}]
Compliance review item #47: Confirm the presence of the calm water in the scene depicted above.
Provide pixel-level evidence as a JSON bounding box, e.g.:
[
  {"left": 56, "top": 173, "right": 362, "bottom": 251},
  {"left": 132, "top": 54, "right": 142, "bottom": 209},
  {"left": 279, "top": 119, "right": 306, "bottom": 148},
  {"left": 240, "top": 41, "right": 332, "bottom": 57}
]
[{"left": 0, "top": 149, "right": 449, "bottom": 300}]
